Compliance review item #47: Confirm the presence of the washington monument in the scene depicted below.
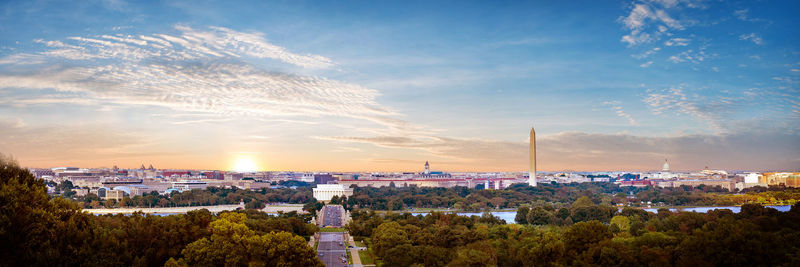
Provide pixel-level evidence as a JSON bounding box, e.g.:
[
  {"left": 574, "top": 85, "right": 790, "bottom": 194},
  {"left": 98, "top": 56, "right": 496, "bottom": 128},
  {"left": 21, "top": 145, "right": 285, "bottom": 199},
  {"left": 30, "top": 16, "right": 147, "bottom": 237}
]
[{"left": 529, "top": 126, "right": 537, "bottom": 187}]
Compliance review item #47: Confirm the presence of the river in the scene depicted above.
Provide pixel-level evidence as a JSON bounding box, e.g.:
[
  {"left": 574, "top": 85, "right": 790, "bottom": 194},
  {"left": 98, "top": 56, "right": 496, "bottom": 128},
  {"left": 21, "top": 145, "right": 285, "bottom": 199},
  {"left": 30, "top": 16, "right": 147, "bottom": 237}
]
[{"left": 411, "top": 205, "right": 793, "bottom": 224}]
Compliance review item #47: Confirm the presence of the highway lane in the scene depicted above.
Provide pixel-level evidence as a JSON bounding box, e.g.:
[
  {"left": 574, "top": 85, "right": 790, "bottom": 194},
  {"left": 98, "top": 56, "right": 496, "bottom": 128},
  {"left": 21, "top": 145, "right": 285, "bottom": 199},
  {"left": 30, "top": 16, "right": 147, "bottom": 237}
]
[
  {"left": 318, "top": 232, "right": 347, "bottom": 267},
  {"left": 323, "top": 205, "right": 342, "bottom": 227},
  {"left": 317, "top": 205, "right": 347, "bottom": 266}
]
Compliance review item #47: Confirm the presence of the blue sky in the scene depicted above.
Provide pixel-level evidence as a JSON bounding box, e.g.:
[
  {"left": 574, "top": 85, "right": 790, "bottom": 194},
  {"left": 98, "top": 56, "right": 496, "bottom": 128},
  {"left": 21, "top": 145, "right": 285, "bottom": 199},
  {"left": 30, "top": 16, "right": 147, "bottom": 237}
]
[{"left": 0, "top": 0, "right": 798, "bottom": 171}]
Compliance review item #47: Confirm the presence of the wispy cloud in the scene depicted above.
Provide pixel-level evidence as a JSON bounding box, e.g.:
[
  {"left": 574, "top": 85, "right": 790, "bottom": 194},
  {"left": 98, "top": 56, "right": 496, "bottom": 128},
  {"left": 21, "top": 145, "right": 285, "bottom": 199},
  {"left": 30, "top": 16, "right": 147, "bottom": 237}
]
[
  {"left": 739, "top": 33, "right": 764, "bottom": 45},
  {"left": 633, "top": 47, "right": 661, "bottom": 59},
  {"left": 0, "top": 53, "right": 46, "bottom": 65},
  {"left": 0, "top": 26, "right": 421, "bottom": 133},
  {"left": 667, "top": 47, "right": 712, "bottom": 64},
  {"left": 664, "top": 37, "right": 690, "bottom": 46},
  {"left": 643, "top": 87, "right": 728, "bottom": 132},
  {"left": 604, "top": 101, "right": 638, "bottom": 125},
  {"left": 733, "top": 9, "right": 768, "bottom": 23},
  {"left": 13, "top": 25, "right": 334, "bottom": 68},
  {"left": 619, "top": 1, "right": 690, "bottom": 46}
]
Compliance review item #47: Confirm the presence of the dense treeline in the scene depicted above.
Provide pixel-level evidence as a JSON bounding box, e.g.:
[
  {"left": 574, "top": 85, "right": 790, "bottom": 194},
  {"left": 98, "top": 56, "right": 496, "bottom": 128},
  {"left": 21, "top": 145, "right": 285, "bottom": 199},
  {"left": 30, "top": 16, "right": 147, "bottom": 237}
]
[
  {"left": 341, "top": 182, "right": 786, "bottom": 211},
  {"left": 0, "top": 154, "right": 322, "bottom": 266},
  {"left": 70, "top": 186, "right": 316, "bottom": 209},
  {"left": 347, "top": 201, "right": 800, "bottom": 266},
  {"left": 62, "top": 178, "right": 800, "bottom": 211}
]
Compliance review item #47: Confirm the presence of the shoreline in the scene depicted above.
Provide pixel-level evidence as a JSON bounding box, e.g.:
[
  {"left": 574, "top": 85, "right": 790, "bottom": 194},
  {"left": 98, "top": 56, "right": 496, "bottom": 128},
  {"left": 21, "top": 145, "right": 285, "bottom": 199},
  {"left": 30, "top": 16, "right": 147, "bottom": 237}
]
[{"left": 367, "top": 204, "right": 795, "bottom": 214}]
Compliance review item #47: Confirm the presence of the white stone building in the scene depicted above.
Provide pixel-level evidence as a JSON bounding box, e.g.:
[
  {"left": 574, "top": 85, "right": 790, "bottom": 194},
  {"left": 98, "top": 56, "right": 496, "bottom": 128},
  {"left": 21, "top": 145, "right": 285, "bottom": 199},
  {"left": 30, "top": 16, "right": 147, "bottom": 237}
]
[{"left": 312, "top": 184, "right": 354, "bottom": 202}]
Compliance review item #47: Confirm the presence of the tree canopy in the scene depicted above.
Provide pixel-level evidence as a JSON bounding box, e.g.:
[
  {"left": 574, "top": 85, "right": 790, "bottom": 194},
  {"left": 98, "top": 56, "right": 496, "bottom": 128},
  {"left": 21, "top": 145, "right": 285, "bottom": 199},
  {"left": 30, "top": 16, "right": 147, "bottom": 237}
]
[{"left": 0, "top": 154, "right": 322, "bottom": 266}]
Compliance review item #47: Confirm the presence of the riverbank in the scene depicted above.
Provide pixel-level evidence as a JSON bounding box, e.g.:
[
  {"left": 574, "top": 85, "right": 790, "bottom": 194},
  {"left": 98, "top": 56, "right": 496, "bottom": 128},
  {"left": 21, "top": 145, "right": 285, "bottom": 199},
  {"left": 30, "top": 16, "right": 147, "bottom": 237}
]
[
  {"left": 370, "top": 205, "right": 794, "bottom": 225},
  {"left": 373, "top": 204, "right": 796, "bottom": 214}
]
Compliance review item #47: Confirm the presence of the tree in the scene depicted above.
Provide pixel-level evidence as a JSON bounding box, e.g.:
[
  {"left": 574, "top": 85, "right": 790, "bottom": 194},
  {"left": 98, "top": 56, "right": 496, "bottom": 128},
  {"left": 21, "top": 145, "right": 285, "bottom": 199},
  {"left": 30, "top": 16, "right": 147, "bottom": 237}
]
[
  {"left": 57, "top": 180, "right": 74, "bottom": 192},
  {"left": 527, "top": 206, "right": 555, "bottom": 225},
  {"left": 245, "top": 199, "right": 265, "bottom": 210},
  {"left": 556, "top": 208, "right": 571, "bottom": 220},
  {"left": 571, "top": 205, "right": 615, "bottom": 223},
  {"left": 515, "top": 229, "right": 566, "bottom": 266},
  {"left": 577, "top": 239, "right": 638, "bottom": 266},
  {"left": 515, "top": 206, "right": 529, "bottom": 224},
  {"left": 181, "top": 212, "right": 323, "bottom": 266},
  {"left": 571, "top": 196, "right": 595, "bottom": 210},
  {"left": 563, "top": 221, "right": 612, "bottom": 257},
  {"left": 383, "top": 244, "right": 415, "bottom": 266},
  {"left": 303, "top": 199, "right": 323, "bottom": 216},
  {"left": 372, "top": 222, "right": 411, "bottom": 259},
  {"left": 610, "top": 215, "right": 631, "bottom": 233},
  {"left": 447, "top": 240, "right": 497, "bottom": 266},
  {"left": 0, "top": 154, "right": 88, "bottom": 266}
]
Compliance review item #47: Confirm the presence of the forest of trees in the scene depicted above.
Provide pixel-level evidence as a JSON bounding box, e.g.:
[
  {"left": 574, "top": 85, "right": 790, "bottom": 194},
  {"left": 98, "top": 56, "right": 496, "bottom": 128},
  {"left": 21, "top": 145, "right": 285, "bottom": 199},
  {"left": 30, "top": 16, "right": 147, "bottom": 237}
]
[
  {"left": 347, "top": 201, "right": 800, "bottom": 266},
  {"left": 58, "top": 176, "right": 800, "bottom": 213},
  {"left": 0, "top": 155, "right": 322, "bottom": 266},
  {"left": 339, "top": 182, "right": 800, "bottom": 211},
  {"left": 67, "top": 185, "right": 317, "bottom": 210}
]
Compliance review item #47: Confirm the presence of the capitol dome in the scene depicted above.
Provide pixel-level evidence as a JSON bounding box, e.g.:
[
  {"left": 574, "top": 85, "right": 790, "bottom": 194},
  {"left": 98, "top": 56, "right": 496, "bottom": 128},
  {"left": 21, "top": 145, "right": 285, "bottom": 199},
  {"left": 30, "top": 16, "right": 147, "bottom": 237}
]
[{"left": 662, "top": 159, "right": 670, "bottom": 172}]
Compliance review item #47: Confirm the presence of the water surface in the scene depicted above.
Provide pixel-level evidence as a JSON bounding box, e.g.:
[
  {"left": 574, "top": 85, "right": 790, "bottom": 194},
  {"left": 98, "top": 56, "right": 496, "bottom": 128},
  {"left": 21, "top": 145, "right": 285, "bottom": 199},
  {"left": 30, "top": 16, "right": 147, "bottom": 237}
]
[{"left": 410, "top": 205, "right": 793, "bottom": 224}]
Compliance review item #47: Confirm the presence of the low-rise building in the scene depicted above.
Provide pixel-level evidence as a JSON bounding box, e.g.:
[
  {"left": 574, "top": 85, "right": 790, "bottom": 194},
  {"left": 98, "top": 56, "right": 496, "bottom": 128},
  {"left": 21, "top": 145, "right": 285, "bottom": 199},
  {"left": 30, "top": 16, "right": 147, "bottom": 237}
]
[
  {"left": 620, "top": 180, "right": 652, "bottom": 187},
  {"left": 763, "top": 172, "right": 800, "bottom": 187},
  {"left": 170, "top": 180, "right": 208, "bottom": 191},
  {"left": 104, "top": 189, "right": 125, "bottom": 201},
  {"left": 312, "top": 184, "right": 354, "bottom": 202},
  {"left": 658, "top": 179, "right": 736, "bottom": 191}
]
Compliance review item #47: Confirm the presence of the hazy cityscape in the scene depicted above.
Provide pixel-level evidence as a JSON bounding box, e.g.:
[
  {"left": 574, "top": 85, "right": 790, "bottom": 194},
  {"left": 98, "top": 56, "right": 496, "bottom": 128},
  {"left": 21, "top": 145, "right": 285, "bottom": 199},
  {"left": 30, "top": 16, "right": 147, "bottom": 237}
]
[
  {"left": 27, "top": 160, "right": 800, "bottom": 203},
  {"left": 1, "top": 0, "right": 799, "bottom": 266}
]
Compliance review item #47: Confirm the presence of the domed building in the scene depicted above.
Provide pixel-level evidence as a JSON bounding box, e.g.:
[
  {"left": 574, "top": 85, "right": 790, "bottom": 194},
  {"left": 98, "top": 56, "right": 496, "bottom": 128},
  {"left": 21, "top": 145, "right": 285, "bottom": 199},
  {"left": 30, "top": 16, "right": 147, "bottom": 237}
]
[{"left": 657, "top": 159, "right": 676, "bottom": 179}]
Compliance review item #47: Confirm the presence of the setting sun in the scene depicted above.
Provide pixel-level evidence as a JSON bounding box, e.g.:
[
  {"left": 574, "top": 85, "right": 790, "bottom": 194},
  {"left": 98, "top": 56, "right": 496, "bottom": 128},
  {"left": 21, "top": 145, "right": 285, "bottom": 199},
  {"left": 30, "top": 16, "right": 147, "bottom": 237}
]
[{"left": 232, "top": 156, "right": 259, "bottom": 173}]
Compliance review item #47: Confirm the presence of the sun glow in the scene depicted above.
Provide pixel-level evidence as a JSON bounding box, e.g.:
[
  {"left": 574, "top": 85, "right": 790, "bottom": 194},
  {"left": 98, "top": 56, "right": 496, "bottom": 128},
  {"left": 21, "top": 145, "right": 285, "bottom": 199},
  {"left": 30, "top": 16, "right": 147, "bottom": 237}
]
[{"left": 232, "top": 156, "right": 259, "bottom": 173}]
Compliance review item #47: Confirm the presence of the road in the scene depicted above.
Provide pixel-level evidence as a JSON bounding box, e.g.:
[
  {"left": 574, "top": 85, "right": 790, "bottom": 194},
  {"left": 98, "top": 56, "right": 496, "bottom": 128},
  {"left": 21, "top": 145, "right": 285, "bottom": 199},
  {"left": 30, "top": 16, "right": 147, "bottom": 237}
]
[
  {"left": 317, "top": 205, "right": 348, "bottom": 266},
  {"left": 323, "top": 205, "right": 343, "bottom": 227},
  {"left": 318, "top": 232, "right": 347, "bottom": 267}
]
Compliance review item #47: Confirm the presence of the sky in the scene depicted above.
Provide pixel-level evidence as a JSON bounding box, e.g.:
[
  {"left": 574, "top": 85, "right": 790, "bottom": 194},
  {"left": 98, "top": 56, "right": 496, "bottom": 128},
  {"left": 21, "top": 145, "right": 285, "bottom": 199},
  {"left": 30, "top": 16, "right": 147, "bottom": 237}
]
[{"left": 0, "top": 0, "right": 798, "bottom": 172}]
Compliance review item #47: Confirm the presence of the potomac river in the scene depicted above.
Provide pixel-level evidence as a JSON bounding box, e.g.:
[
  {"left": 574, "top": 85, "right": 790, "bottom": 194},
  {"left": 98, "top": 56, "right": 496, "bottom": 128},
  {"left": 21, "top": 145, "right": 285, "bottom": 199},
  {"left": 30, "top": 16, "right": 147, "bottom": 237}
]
[{"left": 411, "top": 205, "right": 793, "bottom": 224}]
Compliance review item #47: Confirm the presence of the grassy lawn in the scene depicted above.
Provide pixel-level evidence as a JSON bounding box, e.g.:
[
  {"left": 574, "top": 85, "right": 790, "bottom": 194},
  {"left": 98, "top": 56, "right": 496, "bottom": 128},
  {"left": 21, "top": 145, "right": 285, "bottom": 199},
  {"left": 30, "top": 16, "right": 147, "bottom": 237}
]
[
  {"left": 358, "top": 249, "right": 375, "bottom": 265},
  {"left": 319, "top": 227, "right": 346, "bottom": 232},
  {"left": 354, "top": 240, "right": 366, "bottom": 247},
  {"left": 355, "top": 238, "right": 376, "bottom": 265}
]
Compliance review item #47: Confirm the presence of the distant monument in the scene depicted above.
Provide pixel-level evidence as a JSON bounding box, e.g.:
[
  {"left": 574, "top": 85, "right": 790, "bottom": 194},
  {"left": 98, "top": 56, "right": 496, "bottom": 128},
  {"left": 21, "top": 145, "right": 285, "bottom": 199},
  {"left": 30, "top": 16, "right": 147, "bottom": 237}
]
[{"left": 529, "top": 127, "right": 537, "bottom": 187}]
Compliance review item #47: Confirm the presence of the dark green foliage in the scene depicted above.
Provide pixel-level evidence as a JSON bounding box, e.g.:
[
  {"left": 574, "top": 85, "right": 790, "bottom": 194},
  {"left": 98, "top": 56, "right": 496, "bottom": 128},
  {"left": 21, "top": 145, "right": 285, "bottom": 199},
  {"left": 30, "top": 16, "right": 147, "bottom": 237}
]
[
  {"left": 72, "top": 185, "right": 315, "bottom": 209},
  {"left": 345, "top": 182, "right": 753, "bottom": 212},
  {"left": 245, "top": 199, "right": 265, "bottom": 209},
  {"left": 527, "top": 206, "right": 555, "bottom": 225},
  {"left": 0, "top": 154, "right": 320, "bottom": 266},
  {"left": 347, "top": 201, "right": 800, "bottom": 266},
  {"left": 514, "top": 206, "right": 529, "bottom": 224}
]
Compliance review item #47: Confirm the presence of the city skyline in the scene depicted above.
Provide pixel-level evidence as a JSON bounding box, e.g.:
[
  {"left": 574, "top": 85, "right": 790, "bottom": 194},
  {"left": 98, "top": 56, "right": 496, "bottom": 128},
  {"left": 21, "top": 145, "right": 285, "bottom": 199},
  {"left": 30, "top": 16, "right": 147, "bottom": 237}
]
[{"left": 1, "top": 0, "right": 799, "bottom": 172}]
